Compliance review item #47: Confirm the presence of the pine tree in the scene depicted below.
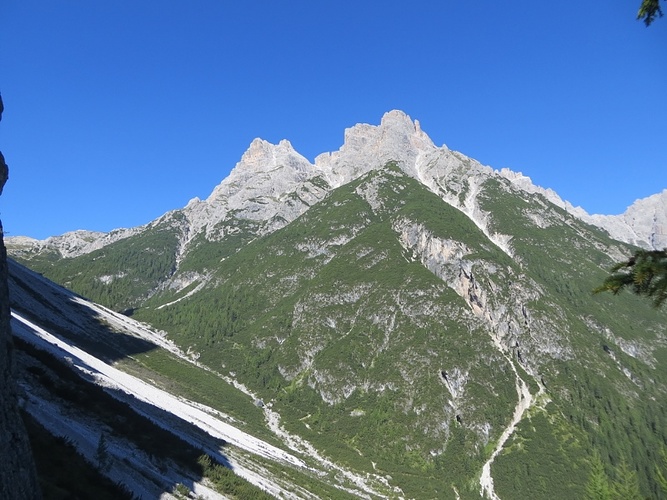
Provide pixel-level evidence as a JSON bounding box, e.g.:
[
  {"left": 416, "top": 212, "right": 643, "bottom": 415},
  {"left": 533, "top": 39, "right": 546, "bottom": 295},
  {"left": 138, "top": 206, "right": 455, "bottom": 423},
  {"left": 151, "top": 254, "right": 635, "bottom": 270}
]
[
  {"left": 95, "top": 433, "right": 111, "bottom": 472},
  {"left": 197, "top": 454, "right": 212, "bottom": 474},
  {"left": 611, "top": 459, "right": 643, "bottom": 500},
  {"left": 657, "top": 447, "right": 667, "bottom": 495},
  {"left": 584, "top": 452, "right": 611, "bottom": 500},
  {"left": 595, "top": 249, "right": 667, "bottom": 307},
  {"left": 638, "top": 0, "right": 664, "bottom": 25}
]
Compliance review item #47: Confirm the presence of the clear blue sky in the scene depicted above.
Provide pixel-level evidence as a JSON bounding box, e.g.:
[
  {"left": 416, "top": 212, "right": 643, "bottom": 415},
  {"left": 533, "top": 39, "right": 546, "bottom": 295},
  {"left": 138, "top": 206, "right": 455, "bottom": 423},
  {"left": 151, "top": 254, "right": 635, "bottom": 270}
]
[{"left": 1, "top": 1, "right": 665, "bottom": 240}]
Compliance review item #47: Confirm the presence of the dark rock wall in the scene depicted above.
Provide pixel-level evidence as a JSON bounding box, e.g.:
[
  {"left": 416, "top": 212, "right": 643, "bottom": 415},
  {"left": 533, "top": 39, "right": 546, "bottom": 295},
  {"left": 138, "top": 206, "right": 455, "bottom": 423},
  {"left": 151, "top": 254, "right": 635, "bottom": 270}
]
[{"left": 0, "top": 94, "right": 41, "bottom": 498}]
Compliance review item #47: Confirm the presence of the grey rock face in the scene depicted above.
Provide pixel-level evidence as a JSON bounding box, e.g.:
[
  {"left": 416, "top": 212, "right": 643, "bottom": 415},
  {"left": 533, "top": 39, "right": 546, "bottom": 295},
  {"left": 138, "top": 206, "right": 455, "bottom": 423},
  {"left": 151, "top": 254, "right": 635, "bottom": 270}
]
[{"left": 588, "top": 190, "right": 667, "bottom": 250}]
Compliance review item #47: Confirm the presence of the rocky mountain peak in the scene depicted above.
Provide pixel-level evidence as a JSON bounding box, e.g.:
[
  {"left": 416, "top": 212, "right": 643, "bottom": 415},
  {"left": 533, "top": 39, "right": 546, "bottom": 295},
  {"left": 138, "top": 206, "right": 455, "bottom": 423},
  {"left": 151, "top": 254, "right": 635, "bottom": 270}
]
[
  {"left": 181, "top": 110, "right": 443, "bottom": 244},
  {"left": 206, "top": 137, "right": 313, "bottom": 203},
  {"left": 380, "top": 109, "right": 435, "bottom": 148},
  {"left": 239, "top": 138, "right": 301, "bottom": 172},
  {"left": 623, "top": 189, "right": 667, "bottom": 249},
  {"left": 172, "top": 136, "right": 324, "bottom": 240},
  {"left": 315, "top": 110, "right": 437, "bottom": 187},
  {"left": 588, "top": 189, "right": 667, "bottom": 250}
]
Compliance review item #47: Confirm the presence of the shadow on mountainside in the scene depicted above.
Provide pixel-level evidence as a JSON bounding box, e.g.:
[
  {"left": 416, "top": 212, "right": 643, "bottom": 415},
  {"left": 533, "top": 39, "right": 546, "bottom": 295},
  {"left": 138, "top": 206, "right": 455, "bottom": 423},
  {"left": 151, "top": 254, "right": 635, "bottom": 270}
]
[{"left": 8, "top": 257, "right": 159, "bottom": 362}]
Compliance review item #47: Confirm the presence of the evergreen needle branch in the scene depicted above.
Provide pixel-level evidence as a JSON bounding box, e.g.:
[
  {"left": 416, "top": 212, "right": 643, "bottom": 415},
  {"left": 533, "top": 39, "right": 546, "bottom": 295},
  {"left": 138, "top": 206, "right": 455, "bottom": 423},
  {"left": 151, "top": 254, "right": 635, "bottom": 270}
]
[{"left": 594, "top": 248, "right": 667, "bottom": 307}]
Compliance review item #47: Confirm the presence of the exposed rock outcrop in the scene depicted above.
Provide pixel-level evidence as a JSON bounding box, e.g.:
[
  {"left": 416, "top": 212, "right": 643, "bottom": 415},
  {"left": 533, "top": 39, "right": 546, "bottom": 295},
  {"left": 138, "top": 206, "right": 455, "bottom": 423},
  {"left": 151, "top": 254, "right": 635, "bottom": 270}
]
[
  {"left": 588, "top": 190, "right": 667, "bottom": 250},
  {"left": 0, "top": 93, "right": 41, "bottom": 499}
]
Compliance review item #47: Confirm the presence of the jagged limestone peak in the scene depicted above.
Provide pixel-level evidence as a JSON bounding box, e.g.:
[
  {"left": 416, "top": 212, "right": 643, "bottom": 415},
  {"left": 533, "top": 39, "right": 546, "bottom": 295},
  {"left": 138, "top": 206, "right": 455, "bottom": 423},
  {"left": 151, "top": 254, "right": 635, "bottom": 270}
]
[
  {"left": 315, "top": 110, "right": 438, "bottom": 187},
  {"left": 235, "top": 138, "right": 306, "bottom": 174},
  {"left": 588, "top": 189, "right": 667, "bottom": 249},
  {"left": 379, "top": 109, "right": 436, "bottom": 150},
  {"left": 176, "top": 136, "right": 327, "bottom": 241},
  {"left": 207, "top": 137, "right": 314, "bottom": 203},
  {"left": 623, "top": 189, "right": 667, "bottom": 249},
  {"left": 192, "top": 110, "right": 442, "bottom": 240}
]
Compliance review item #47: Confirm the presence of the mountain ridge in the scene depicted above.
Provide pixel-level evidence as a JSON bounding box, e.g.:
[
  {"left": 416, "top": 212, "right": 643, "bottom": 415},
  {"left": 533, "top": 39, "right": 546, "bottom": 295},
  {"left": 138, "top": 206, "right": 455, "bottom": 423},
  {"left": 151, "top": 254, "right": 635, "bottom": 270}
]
[{"left": 8, "top": 110, "right": 665, "bottom": 262}]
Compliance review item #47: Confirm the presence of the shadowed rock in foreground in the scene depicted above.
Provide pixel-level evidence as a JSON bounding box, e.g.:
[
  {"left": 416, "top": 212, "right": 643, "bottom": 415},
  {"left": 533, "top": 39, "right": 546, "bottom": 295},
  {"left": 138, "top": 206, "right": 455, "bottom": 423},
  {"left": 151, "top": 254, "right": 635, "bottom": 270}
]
[{"left": 0, "top": 93, "right": 41, "bottom": 498}]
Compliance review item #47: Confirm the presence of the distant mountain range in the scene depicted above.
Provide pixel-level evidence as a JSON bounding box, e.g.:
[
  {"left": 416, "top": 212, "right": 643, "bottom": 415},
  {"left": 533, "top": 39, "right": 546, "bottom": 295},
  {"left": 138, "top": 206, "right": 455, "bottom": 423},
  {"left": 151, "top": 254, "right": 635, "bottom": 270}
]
[{"left": 8, "top": 111, "right": 667, "bottom": 499}]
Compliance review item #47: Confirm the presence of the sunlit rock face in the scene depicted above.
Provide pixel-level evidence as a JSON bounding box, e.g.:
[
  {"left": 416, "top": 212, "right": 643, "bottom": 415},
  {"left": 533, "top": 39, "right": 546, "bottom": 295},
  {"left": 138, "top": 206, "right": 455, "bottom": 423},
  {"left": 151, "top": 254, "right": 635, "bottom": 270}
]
[{"left": 588, "top": 190, "right": 667, "bottom": 250}]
